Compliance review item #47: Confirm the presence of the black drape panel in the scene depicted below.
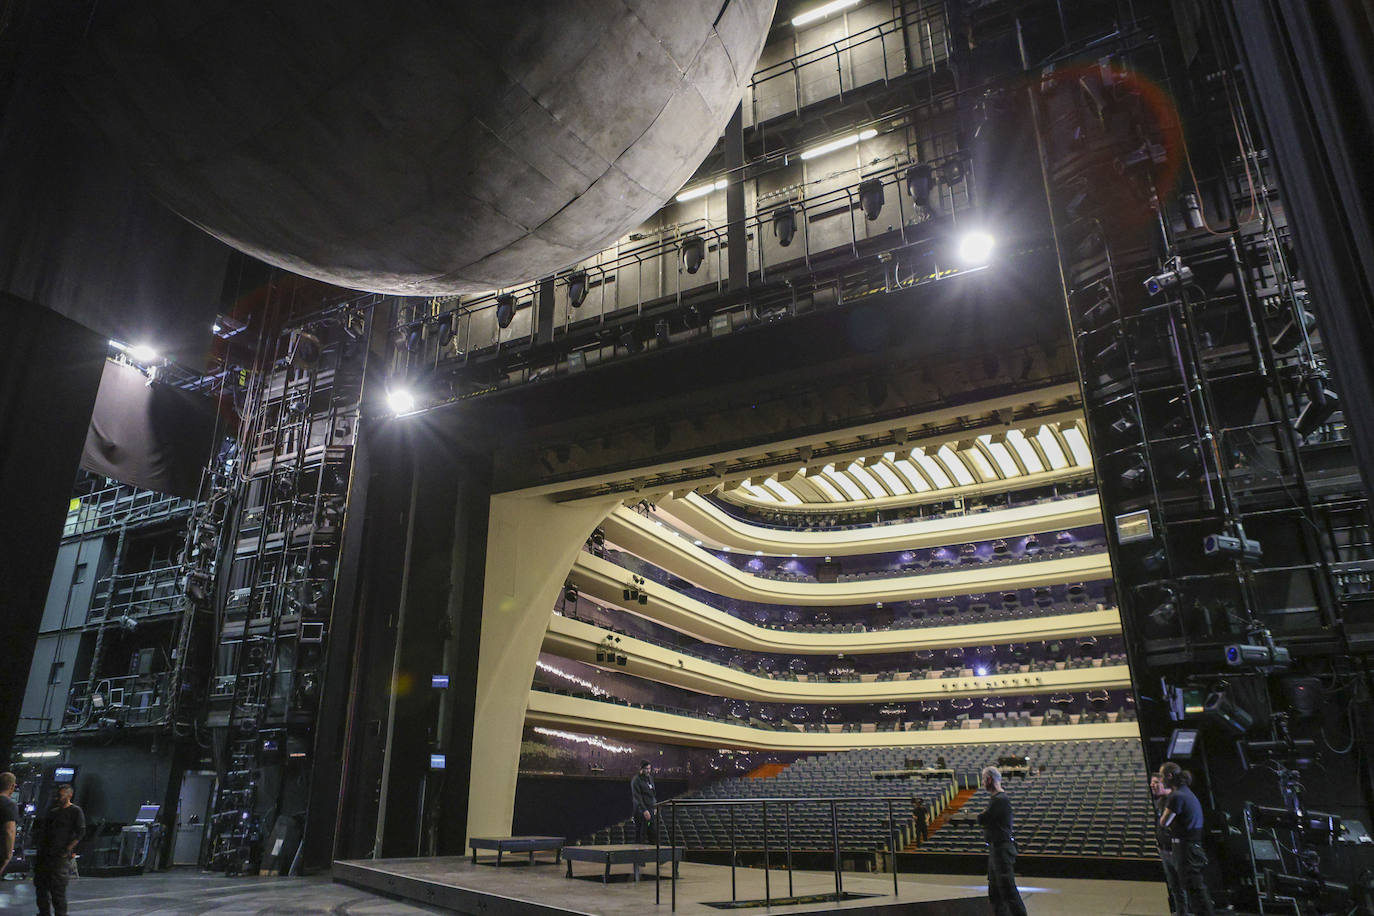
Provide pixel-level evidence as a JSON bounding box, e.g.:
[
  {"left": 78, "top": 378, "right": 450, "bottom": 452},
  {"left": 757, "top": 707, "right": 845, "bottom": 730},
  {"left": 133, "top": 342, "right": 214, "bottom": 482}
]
[
  {"left": 80, "top": 359, "right": 219, "bottom": 499},
  {"left": 0, "top": 295, "right": 107, "bottom": 766},
  {"left": 1224, "top": 0, "right": 1374, "bottom": 498},
  {"left": 0, "top": 3, "right": 231, "bottom": 368}
]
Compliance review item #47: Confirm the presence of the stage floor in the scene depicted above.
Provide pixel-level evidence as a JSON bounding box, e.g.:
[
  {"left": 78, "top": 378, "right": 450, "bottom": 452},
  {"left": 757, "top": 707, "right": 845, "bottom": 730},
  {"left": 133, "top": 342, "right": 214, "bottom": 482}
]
[{"left": 334, "top": 856, "right": 990, "bottom": 915}]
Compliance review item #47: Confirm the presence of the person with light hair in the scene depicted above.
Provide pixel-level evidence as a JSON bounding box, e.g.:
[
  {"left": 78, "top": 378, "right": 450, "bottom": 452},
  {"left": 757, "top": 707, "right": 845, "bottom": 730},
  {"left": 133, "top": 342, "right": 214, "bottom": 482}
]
[{"left": 976, "top": 766, "right": 1027, "bottom": 916}]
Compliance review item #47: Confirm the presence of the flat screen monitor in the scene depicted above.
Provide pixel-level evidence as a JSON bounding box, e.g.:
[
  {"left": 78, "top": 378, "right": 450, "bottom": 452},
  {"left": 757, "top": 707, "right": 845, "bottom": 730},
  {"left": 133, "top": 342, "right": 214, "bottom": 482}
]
[
  {"left": 135, "top": 805, "right": 160, "bottom": 823},
  {"left": 52, "top": 766, "right": 76, "bottom": 784},
  {"left": 1167, "top": 728, "right": 1200, "bottom": 760},
  {"left": 429, "top": 754, "right": 446, "bottom": 771}
]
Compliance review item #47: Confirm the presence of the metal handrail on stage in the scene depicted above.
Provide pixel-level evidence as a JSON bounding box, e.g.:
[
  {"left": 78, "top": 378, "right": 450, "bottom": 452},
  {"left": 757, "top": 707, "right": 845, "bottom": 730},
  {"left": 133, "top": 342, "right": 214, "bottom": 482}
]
[{"left": 654, "top": 795, "right": 918, "bottom": 911}]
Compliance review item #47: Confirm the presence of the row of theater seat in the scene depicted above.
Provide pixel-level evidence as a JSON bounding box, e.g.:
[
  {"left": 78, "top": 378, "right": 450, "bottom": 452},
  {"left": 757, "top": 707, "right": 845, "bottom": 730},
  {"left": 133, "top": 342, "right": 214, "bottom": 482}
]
[{"left": 584, "top": 739, "right": 1153, "bottom": 862}]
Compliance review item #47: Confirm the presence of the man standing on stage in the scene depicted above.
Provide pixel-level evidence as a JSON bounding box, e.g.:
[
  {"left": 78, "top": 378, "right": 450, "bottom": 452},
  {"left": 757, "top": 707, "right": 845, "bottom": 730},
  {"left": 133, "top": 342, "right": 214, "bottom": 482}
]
[
  {"left": 1151, "top": 773, "right": 1181, "bottom": 913},
  {"left": 1158, "top": 762, "right": 1216, "bottom": 916},
  {"left": 32, "top": 784, "right": 84, "bottom": 916},
  {"left": 976, "top": 766, "right": 1028, "bottom": 916},
  {"left": 631, "top": 760, "right": 658, "bottom": 843}
]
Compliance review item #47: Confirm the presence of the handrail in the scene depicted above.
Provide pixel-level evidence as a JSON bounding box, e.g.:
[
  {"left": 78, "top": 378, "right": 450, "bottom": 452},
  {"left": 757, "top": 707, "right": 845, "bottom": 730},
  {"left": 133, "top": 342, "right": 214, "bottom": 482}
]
[{"left": 655, "top": 794, "right": 921, "bottom": 909}]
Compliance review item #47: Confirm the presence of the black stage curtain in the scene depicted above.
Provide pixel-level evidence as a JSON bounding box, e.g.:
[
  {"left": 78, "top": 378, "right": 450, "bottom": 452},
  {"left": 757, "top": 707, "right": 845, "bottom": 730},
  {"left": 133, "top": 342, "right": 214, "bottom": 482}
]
[
  {"left": 80, "top": 359, "right": 219, "bottom": 499},
  {"left": 0, "top": 3, "right": 231, "bottom": 369},
  {"left": 0, "top": 295, "right": 107, "bottom": 767}
]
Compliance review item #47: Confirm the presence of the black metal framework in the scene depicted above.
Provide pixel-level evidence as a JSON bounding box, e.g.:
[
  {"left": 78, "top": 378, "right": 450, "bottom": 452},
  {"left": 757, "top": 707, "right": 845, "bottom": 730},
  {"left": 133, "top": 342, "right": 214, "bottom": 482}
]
[
  {"left": 654, "top": 795, "right": 913, "bottom": 911},
  {"left": 201, "top": 298, "right": 377, "bottom": 873}
]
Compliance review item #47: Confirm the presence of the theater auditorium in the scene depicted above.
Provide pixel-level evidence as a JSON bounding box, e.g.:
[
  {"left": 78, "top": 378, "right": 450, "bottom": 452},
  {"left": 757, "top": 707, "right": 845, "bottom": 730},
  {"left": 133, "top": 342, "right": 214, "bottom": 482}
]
[{"left": 3, "top": 1, "right": 1374, "bottom": 914}]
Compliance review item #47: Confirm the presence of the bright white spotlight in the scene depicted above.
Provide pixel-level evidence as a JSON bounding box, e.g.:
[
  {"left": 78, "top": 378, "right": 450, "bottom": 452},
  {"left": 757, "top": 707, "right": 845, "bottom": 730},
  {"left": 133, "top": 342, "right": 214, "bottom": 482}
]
[
  {"left": 957, "top": 231, "right": 995, "bottom": 265},
  {"left": 127, "top": 344, "right": 159, "bottom": 363},
  {"left": 386, "top": 389, "right": 416, "bottom": 414}
]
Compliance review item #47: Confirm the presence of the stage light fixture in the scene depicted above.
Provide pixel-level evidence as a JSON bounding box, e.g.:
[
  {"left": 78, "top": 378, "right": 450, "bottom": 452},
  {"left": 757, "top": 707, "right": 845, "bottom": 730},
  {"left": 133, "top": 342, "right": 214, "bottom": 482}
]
[
  {"left": 772, "top": 206, "right": 797, "bottom": 247},
  {"left": 799, "top": 128, "right": 877, "bottom": 161},
  {"left": 957, "top": 231, "right": 995, "bottom": 266},
  {"left": 1225, "top": 641, "right": 1291, "bottom": 671},
  {"left": 619, "top": 328, "right": 643, "bottom": 354},
  {"left": 1203, "top": 689, "right": 1256, "bottom": 736},
  {"left": 655, "top": 319, "right": 671, "bottom": 350},
  {"left": 386, "top": 388, "right": 416, "bottom": 414},
  {"left": 1148, "top": 589, "right": 1178, "bottom": 625},
  {"left": 905, "top": 164, "right": 934, "bottom": 208},
  {"left": 1203, "top": 531, "right": 1263, "bottom": 563},
  {"left": 563, "top": 585, "right": 579, "bottom": 604},
  {"left": 1272, "top": 309, "right": 1316, "bottom": 353},
  {"left": 405, "top": 324, "right": 424, "bottom": 352},
  {"left": 437, "top": 316, "right": 455, "bottom": 349},
  {"left": 567, "top": 271, "right": 589, "bottom": 308},
  {"left": 792, "top": 0, "right": 860, "bottom": 26},
  {"left": 1294, "top": 375, "right": 1339, "bottom": 437},
  {"left": 681, "top": 235, "right": 706, "bottom": 274},
  {"left": 1109, "top": 407, "right": 1137, "bottom": 437},
  {"left": 1082, "top": 293, "right": 1115, "bottom": 327},
  {"left": 495, "top": 294, "right": 517, "bottom": 329},
  {"left": 858, "top": 178, "right": 885, "bottom": 221},
  {"left": 1119, "top": 456, "right": 1148, "bottom": 489},
  {"left": 1143, "top": 256, "right": 1193, "bottom": 295}
]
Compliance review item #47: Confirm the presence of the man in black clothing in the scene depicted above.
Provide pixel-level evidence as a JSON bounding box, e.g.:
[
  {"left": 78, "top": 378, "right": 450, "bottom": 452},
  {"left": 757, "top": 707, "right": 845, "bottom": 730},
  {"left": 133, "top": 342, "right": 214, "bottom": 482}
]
[
  {"left": 912, "top": 796, "right": 929, "bottom": 845},
  {"left": 1158, "top": 762, "right": 1215, "bottom": 916},
  {"left": 32, "top": 784, "right": 84, "bottom": 916},
  {"left": 0, "top": 772, "right": 17, "bottom": 876},
  {"left": 631, "top": 760, "right": 657, "bottom": 843},
  {"left": 976, "top": 766, "right": 1028, "bottom": 916},
  {"left": 1151, "top": 773, "right": 1180, "bottom": 914}
]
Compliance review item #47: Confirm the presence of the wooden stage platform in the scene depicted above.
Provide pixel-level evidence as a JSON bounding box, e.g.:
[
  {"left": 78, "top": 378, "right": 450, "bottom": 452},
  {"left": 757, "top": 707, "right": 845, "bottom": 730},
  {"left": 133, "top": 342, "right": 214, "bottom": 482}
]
[{"left": 334, "top": 855, "right": 989, "bottom": 915}]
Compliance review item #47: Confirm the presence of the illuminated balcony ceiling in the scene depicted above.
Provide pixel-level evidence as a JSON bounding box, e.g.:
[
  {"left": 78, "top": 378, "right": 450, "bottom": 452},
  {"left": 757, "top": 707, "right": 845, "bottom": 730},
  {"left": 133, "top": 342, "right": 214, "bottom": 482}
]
[{"left": 721, "top": 417, "right": 1094, "bottom": 508}]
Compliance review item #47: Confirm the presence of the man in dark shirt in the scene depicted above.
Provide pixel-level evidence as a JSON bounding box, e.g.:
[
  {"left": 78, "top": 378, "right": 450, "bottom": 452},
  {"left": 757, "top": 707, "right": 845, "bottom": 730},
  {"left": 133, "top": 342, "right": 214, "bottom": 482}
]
[
  {"left": 1158, "top": 762, "right": 1215, "bottom": 916},
  {"left": 631, "top": 760, "right": 657, "bottom": 843},
  {"left": 976, "top": 766, "right": 1027, "bottom": 916},
  {"left": 1151, "top": 773, "right": 1180, "bottom": 914},
  {"left": 32, "top": 784, "right": 84, "bottom": 916},
  {"left": 0, "top": 772, "right": 17, "bottom": 876},
  {"left": 912, "top": 797, "right": 929, "bottom": 845}
]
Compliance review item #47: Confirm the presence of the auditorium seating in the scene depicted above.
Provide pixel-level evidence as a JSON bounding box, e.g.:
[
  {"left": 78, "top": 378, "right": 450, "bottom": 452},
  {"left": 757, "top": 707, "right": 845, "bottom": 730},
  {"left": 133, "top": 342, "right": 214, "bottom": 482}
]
[{"left": 583, "top": 739, "right": 1154, "bottom": 861}]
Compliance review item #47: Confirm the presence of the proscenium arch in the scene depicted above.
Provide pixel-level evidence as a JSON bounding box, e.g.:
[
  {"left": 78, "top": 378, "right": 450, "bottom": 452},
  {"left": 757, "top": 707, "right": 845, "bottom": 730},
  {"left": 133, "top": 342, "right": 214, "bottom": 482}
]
[{"left": 463, "top": 397, "right": 1104, "bottom": 844}]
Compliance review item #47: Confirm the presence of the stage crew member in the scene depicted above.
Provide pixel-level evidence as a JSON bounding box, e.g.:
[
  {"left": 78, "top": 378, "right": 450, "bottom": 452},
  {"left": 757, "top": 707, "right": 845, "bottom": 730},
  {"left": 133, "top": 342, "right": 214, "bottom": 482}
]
[
  {"left": 1158, "top": 761, "right": 1216, "bottom": 916},
  {"left": 32, "top": 784, "right": 84, "bottom": 916},
  {"left": 631, "top": 760, "right": 657, "bottom": 843},
  {"left": 977, "top": 766, "right": 1028, "bottom": 916}
]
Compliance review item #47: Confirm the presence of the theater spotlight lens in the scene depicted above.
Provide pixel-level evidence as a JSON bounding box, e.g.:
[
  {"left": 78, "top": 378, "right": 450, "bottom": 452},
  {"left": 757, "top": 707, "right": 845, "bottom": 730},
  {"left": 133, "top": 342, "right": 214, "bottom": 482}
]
[
  {"left": 386, "top": 389, "right": 416, "bottom": 414},
  {"left": 127, "top": 344, "right": 160, "bottom": 363},
  {"left": 957, "top": 231, "right": 995, "bottom": 265}
]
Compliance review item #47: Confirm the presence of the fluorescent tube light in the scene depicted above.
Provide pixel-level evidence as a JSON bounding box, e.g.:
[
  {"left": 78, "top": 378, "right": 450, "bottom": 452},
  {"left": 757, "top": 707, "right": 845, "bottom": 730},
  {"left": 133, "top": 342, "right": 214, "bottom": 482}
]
[
  {"left": 799, "top": 128, "right": 877, "bottom": 160},
  {"left": 675, "top": 177, "right": 728, "bottom": 202},
  {"left": 793, "top": 0, "right": 861, "bottom": 27}
]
